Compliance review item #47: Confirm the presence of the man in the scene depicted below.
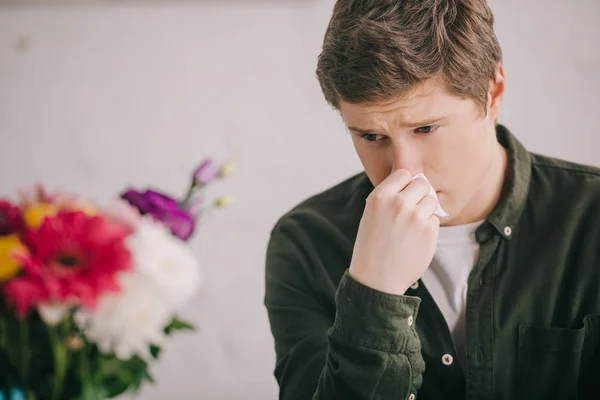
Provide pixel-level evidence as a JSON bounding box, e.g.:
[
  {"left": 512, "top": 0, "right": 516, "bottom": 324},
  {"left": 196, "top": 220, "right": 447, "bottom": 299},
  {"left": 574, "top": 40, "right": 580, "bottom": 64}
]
[{"left": 264, "top": 1, "right": 600, "bottom": 399}]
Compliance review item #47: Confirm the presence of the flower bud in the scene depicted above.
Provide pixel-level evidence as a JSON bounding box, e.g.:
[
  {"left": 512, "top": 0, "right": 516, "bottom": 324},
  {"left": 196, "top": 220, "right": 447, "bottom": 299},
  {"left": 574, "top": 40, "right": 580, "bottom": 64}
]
[
  {"left": 214, "top": 196, "right": 234, "bottom": 208},
  {"left": 193, "top": 159, "right": 219, "bottom": 186},
  {"left": 218, "top": 160, "right": 236, "bottom": 178}
]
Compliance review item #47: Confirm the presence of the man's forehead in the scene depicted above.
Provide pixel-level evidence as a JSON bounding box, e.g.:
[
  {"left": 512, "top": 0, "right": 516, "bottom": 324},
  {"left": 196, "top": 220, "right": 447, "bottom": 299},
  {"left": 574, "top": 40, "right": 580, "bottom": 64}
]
[{"left": 339, "top": 80, "right": 456, "bottom": 127}]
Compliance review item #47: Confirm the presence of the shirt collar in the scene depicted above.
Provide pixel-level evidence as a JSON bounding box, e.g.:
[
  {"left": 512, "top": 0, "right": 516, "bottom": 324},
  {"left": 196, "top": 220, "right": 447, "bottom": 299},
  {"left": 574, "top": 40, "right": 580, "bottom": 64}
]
[{"left": 476, "top": 124, "right": 532, "bottom": 242}]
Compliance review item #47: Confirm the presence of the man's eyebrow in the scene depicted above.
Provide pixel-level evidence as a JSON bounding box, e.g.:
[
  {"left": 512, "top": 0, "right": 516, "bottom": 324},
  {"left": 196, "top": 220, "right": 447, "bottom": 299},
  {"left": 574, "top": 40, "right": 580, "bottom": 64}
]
[
  {"left": 347, "top": 126, "right": 381, "bottom": 135},
  {"left": 348, "top": 115, "right": 451, "bottom": 135},
  {"left": 402, "top": 115, "right": 450, "bottom": 128}
]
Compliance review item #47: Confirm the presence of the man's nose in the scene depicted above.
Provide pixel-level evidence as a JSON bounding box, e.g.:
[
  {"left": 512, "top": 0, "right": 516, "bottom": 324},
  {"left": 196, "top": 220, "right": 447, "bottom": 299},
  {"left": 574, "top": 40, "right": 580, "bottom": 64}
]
[{"left": 390, "top": 143, "right": 422, "bottom": 177}]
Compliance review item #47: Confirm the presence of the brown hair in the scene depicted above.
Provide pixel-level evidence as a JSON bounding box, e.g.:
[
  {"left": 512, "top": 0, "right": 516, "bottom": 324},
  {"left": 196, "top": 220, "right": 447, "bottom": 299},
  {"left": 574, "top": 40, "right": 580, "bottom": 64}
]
[{"left": 316, "top": 0, "right": 503, "bottom": 114}]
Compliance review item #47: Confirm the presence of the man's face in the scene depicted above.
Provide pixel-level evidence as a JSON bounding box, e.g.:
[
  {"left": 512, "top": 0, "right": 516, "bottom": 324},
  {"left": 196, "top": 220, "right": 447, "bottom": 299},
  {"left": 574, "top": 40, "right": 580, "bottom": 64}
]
[{"left": 339, "top": 72, "right": 505, "bottom": 225}]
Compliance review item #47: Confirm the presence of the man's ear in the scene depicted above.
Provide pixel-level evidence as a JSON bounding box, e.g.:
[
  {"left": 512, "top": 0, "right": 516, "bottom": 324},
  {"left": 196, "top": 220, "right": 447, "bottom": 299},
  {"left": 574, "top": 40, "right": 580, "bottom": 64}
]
[{"left": 487, "top": 64, "right": 505, "bottom": 122}]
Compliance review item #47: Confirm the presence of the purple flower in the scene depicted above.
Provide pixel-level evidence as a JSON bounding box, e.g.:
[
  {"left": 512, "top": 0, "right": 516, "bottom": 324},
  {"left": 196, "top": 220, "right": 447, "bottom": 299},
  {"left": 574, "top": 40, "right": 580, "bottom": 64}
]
[
  {"left": 120, "top": 188, "right": 196, "bottom": 241},
  {"left": 193, "top": 159, "right": 219, "bottom": 186}
]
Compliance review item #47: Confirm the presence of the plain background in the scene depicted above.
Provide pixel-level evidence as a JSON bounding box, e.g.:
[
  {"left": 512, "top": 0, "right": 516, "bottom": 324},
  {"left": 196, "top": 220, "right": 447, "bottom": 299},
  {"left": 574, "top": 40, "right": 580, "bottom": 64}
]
[{"left": 0, "top": 0, "right": 598, "bottom": 398}]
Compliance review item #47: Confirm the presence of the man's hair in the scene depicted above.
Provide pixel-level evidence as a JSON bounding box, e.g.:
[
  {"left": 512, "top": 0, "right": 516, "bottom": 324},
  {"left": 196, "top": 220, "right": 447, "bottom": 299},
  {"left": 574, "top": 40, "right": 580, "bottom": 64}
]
[{"left": 316, "top": 0, "right": 503, "bottom": 114}]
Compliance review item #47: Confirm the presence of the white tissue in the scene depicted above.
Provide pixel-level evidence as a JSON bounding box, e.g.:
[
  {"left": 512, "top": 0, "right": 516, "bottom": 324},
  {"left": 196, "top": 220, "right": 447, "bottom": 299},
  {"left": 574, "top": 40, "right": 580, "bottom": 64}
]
[{"left": 412, "top": 173, "right": 449, "bottom": 217}]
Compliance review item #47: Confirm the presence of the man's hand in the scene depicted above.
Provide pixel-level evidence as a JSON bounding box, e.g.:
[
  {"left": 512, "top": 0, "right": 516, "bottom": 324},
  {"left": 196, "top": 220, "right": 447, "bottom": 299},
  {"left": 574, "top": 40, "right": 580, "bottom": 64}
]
[{"left": 349, "top": 169, "right": 441, "bottom": 295}]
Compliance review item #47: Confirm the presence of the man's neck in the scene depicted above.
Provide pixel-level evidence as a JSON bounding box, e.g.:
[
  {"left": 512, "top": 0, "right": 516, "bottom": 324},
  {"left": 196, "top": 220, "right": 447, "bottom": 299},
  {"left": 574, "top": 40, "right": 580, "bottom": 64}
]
[{"left": 448, "top": 139, "right": 509, "bottom": 226}]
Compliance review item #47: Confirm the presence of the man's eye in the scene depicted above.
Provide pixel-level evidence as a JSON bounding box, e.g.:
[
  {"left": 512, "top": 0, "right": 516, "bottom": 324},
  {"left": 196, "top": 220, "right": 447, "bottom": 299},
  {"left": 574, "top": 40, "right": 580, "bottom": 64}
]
[
  {"left": 415, "top": 125, "right": 438, "bottom": 134},
  {"left": 362, "top": 133, "right": 384, "bottom": 142}
]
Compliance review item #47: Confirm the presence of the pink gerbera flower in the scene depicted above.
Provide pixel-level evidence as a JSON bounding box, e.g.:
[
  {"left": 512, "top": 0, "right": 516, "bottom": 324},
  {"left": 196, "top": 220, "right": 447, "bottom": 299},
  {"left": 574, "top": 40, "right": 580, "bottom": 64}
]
[{"left": 3, "top": 210, "right": 133, "bottom": 317}]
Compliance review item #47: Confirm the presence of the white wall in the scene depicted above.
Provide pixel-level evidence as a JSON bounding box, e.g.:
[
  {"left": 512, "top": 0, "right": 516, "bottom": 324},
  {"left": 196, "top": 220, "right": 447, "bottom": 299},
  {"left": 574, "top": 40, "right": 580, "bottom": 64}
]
[{"left": 0, "top": 1, "right": 598, "bottom": 399}]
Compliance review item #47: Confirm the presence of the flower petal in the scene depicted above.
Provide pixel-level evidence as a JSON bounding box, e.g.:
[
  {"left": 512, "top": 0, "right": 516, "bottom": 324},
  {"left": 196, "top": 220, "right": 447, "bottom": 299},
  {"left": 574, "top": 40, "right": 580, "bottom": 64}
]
[
  {"left": 0, "top": 234, "right": 26, "bottom": 282},
  {"left": 38, "top": 302, "right": 69, "bottom": 326},
  {"left": 144, "top": 190, "right": 180, "bottom": 210},
  {"left": 0, "top": 200, "right": 23, "bottom": 236}
]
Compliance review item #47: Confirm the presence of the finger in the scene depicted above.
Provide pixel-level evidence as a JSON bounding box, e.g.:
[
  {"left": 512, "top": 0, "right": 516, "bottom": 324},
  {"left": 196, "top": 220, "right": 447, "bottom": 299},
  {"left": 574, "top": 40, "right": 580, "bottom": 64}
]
[
  {"left": 368, "top": 169, "right": 413, "bottom": 201},
  {"left": 416, "top": 194, "right": 439, "bottom": 219},
  {"left": 429, "top": 213, "right": 442, "bottom": 227},
  {"left": 397, "top": 176, "right": 433, "bottom": 206}
]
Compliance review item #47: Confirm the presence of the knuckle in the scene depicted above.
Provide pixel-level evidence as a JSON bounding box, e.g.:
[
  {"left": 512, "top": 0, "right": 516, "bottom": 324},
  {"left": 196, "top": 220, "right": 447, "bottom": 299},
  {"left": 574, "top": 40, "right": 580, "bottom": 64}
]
[
  {"left": 397, "top": 169, "right": 412, "bottom": 181},
  {"left": 394, "top": 197, "right": 409, "bottom": 214},
  {"left": 367, "top": 192, "right": 386, "bottom": 209},
  {"left": 411, "top": 209, "right": 427, "bottom": 224}
]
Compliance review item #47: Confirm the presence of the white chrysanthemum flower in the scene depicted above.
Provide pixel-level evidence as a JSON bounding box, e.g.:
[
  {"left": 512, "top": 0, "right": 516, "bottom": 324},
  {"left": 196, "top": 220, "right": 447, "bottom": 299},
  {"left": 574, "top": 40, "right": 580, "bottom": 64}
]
[
  {"left": 74, "top": 215, "right": 201, "bottom": 360},
  {"left": 75, "top": 271, "right": 172, "bottom": 359},
  {"left": 127, "top": 216, "right": 202, "bottom": 309}
]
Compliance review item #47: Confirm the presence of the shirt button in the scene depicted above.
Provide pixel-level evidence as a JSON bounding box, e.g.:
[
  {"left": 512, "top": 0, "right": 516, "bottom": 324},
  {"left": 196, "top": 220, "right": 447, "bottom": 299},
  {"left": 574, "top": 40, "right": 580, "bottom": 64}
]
[
  {"left": 504, "top": 226, "right": 512, "bottom": 236},
  {"left": 411, "top": 282, "right": 419, "bottom": 290},
  {"left": 408, "top": 394, "right": 416, "bottom": 400},
  {"left": 442, "top": 354, "right": 454, "bottom": 366},
  {"left": 407, "top": 315, "right": 414, "bottom": 327}
]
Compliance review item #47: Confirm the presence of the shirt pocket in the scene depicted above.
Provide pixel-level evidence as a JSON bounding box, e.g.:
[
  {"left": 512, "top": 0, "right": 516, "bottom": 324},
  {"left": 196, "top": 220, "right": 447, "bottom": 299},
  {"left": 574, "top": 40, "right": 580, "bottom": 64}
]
[{"left": 516, "top": 316, "right": 595, "bottom": 400}]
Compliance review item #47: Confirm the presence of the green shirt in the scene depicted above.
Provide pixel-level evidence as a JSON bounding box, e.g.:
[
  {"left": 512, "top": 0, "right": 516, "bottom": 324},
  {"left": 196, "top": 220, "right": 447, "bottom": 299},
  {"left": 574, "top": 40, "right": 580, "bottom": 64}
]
[{"left": 264, "top": 125, "right": 600, "bottom": 400}]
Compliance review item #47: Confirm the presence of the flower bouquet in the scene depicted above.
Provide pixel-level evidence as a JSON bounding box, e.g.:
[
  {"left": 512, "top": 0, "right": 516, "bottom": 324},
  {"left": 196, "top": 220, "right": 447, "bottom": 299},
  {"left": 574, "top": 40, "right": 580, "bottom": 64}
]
[{"left": 0, "top": 159, "right": 234, "bottom": 400}]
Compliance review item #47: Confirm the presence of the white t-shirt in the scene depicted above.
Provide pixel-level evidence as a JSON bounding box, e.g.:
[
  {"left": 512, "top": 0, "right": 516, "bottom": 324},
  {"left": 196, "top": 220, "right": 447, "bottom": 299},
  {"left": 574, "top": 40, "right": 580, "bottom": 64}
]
[{"left": 420, "top": 220, "right": 484, "bottom": 368}]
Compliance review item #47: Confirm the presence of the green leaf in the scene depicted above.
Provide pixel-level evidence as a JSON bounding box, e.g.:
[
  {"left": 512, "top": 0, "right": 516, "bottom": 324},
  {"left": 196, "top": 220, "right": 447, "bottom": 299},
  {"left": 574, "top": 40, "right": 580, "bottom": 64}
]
[
  {"left": 163, "top": 316, "right": 196, "bottom": 335},
  {"left": 0, "top": 303, "right": 30, "bottom": 386},
  {"left": 96, "top": 357, "right": 125, "bottom": 377},
  {"left": 143, "top": 370, "right": 155, "bottom": 383},
  {"left": 149, "top": 344, "right": 161, "bottom": 360},
  {"left": 77, "top": 382, "right": 109, "bottom": 400},
  {"left": 96, "top": 354, "right": 150, "bottom": 398}
]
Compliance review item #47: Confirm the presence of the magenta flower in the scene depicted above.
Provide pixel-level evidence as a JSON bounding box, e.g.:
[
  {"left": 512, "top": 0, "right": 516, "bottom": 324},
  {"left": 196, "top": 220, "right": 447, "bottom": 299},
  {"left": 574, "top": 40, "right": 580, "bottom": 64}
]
[
  {"left": 120, "top": 189, "right": 195, "bottom": 241},
  {"left": 0, "top": 200, "right": 23, "bottom": 236}
]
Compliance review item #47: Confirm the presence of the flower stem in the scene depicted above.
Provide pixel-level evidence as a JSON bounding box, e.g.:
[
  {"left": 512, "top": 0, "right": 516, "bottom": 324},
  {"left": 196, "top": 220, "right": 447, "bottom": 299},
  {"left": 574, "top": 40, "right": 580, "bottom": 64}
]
[
  {"left": 181, "top": 182, "right": 201, "bottom": 208},
  {"left": 49, "top": 320, "right": 70, "bottom": 400},
  {"left": 79, "top": 344, "right": 98, "bottom": 400}
]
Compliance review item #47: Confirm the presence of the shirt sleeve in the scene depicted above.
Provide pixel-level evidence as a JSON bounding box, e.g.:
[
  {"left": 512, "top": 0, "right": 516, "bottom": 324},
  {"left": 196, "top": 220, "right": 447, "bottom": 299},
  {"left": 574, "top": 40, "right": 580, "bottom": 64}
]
[{"left": 264, "top": 224, "right": 426, "bottom": 400}]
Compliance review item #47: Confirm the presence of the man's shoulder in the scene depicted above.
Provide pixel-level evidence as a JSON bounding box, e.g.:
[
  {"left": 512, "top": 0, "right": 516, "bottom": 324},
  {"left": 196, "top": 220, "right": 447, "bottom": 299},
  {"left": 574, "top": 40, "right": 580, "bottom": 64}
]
[
  {"left": 530, "top": 152, "right": 600, "bottom": 191},
  {"left": 271, "top": 172, "right": 371, "bottom": 233},
  {"left": 529, "top": 152, "right": 600, "bottom": 214},
  {"left": 531, "top": 152, "right": 600, "bottom": 179}
]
